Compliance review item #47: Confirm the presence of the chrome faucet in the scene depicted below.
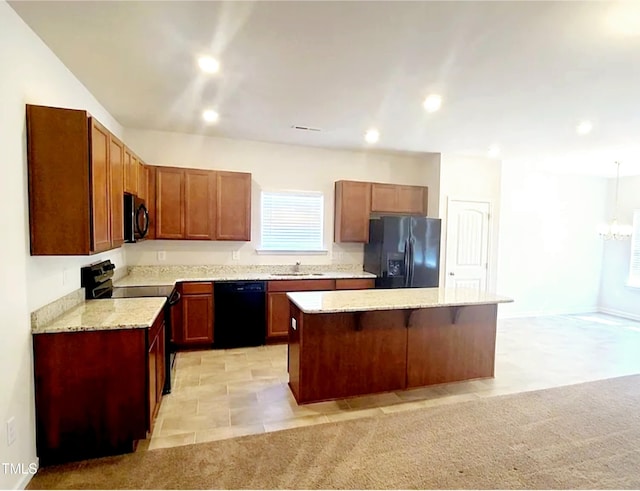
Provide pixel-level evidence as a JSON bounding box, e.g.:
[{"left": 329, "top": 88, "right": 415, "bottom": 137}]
[{"left": 294, "top": 261, "right": 301, "bottom": 273}]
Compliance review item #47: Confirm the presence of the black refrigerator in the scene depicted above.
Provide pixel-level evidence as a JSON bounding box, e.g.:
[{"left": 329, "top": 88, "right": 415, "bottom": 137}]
[{"left": 364, "top": 216, "right": 441, "bottom": 288}]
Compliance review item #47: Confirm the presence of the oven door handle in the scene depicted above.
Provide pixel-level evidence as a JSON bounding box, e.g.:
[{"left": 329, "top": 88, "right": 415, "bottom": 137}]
[{"left": 168, "top": 289, "right": 181, "bottom": 306}]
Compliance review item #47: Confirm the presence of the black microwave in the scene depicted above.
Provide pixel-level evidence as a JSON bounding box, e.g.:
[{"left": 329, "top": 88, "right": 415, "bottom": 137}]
[{"left": 124, "top": 193, "right": 149, "bottom": 242}]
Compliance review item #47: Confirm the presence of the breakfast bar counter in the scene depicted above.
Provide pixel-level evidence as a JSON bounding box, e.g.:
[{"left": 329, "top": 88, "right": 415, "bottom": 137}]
[{"left": 286, "top": 287, "right": 513, "bottom": 404}]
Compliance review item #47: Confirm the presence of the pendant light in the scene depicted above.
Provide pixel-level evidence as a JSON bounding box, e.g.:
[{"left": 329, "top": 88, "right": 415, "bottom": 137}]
[{"left": 598, "top": 161, "right": 633, "bottom": 240}]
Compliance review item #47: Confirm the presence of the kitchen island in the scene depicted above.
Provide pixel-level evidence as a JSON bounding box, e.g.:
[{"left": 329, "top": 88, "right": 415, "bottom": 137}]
[{"left": 286, "top": 287, "right": 513, "bottom": 404}]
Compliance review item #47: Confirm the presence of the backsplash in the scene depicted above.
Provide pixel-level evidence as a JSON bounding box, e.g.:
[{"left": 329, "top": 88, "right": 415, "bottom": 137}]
[
  {"left": 127, "top": 263, "right": 364, "bottom": 277},
  {"left": 31, "top": 288, "right": 85, "bottom": 330}
]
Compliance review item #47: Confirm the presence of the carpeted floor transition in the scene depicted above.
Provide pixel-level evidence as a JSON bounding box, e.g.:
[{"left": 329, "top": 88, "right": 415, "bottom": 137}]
[{"left": 28, "top": 374, "right": 640, "bottom": 489}]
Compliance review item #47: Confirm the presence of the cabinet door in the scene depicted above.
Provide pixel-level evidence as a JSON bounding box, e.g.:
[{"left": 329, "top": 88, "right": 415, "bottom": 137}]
[
  {"left": 137, "top": 162, "right": 147, "bottom": 201},
  {"left": 147, "top": 333, "right": 158, "bottom": 429},
  {"left": 185, "top": 170, "right": 216, "bottom": 240},
  {"left": 216, "top": 171, "right": 251, "bottom": 241},
  {"left": 267, "top": 292, "right": 290, "bottom": 340},
  {"left": 129, "top": 154, "right": 139, "bottom": 196},
  {"left": 156, "top": 167, "right": 185, "bottom": 239},
  {"left": 155, "top": 324, "right": 165, "bottom": 406},
  {"left": 371, "top": 183, "right": 398, "bottom": 212},
  {"left": 334, "top": 181, "right": 371, "bottom": 243},
  {"left": 181, "top": 293, "right": 214, "bottom": 345},
  {"left": 123, "top": 148, "right": 132, "bottom": 194},
  {"left": 90, "top": 119, "right": 112, "bottom": 253},
  {"left": 109, "top": 135, "right": 125, "bottom": 247},
  {"left": 397, "top": 185, "right": 427, "bottom": 214}
]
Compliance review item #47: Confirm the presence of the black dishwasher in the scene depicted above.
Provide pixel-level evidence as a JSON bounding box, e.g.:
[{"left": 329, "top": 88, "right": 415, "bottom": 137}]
[{"left": 214, "top": 281, "right": 266, "bottom": 349}]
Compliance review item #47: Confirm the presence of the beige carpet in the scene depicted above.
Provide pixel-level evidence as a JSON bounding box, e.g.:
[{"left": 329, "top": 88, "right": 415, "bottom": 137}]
[{"left": 28, "top": 374, "right": 640, "bottom": 489}]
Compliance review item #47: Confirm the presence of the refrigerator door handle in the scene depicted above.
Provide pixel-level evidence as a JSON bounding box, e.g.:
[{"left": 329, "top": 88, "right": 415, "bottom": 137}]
[
  {"left": 408, "top": 238, "right": 415, "bottom": 287},
  {"left": 403, "top": 238, "right": 410, "bottom": 287}
]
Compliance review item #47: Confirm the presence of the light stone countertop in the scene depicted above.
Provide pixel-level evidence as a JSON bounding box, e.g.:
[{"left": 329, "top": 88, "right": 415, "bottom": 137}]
[
  {"left": 113, "top": 271, "right": 376, "bottom": 287},
  {"left": 32, "top": 297, "right": 166, "bottom": 334},
  {"left": 287, "top": 287, "right": 514, "bottom": 314}
]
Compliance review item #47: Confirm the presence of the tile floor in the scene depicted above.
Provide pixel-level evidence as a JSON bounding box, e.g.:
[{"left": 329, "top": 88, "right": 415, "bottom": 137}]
[{"left": 143, "top": 312, "right": 640, "bottom": 451}]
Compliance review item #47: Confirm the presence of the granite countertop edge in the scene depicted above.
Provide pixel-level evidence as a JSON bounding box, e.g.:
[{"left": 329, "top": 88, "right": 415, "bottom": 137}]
[
  {"left": 287, "top": 288, "right": 514, "bottom": 314},
  {"left": 32, "top": 298, "right": 166, "bottom": 335}
]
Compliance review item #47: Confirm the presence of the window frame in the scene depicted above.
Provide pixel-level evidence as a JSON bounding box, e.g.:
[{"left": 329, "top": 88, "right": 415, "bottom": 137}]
[
  {"left": 257, "top": 189, "right": 327, "bottom": 254},
  {"left": 628, "top": 209, "right": 640, "bottom": 288}
]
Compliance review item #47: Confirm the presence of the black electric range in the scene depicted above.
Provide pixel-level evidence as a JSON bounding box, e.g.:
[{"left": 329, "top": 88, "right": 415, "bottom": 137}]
[
  {"left": 111, "top": 285, "right": 175, "bottom": 299},
  {"left": 81, "top": 260, "right": 180, "bottom": 394}
]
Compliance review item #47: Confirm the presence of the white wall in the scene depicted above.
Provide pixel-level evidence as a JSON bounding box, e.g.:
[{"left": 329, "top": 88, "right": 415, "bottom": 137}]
[
  {"left": 438, "top": 154, "right": 502, "bottom": 292},
  {"left": 0, "top": 3, "right": 124, "bottom": 487},
  {"left": 497, "top": 161, "right": 607, "bottom": 317},
  {"left": 598, "top": 175, "right": 640, "bottom": 319},
  {"left": 123, "top": 128, "right": 440, "bottom": 267}
]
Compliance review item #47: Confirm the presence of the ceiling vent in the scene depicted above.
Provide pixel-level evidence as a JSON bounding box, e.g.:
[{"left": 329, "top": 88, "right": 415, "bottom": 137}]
[{"left": 291, "top": 125, "right": 321, "bottom": 132}]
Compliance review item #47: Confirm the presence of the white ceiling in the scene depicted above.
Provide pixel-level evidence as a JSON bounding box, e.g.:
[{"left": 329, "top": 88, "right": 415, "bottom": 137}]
[{"left": 9, "top": 1, "right": 640, "bottom": 176}]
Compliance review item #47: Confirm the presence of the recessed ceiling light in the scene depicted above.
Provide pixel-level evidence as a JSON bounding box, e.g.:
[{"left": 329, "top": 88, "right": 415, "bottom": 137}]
[
  {"left": 488, "top": 145, "right": 501, "bottom": 158},
  {"left": 198, "top": 56, "right": 220, "bottom": 74},
  {"left": 364, "top": 129, "right": 380, "bottom": 144},
  {"left": 576, "top": 120, "right": 593, "bottom": 135},
  {"left": 423, "top": 94, "right": 442, "bottom": 113},
  {"left": 202, "top": 109, "right": 219, "bottom": 123}
]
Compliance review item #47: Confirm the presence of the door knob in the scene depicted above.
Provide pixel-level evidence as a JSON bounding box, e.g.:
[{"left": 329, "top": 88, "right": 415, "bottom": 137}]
[{"left": 449, "top": 272, "right": 455, "bottom": 276}]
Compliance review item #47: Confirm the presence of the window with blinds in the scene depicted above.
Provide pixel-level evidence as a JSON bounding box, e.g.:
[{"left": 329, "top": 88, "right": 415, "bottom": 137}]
[
  {"left": 629, "top": 210, "right": 640, "bottom": 287},
  {"left": 260, "top": 191, "right": 324, "bottom": 251}
]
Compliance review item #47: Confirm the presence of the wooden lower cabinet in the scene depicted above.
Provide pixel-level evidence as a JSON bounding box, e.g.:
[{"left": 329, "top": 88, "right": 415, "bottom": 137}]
[
  {"left": 147, "top": 311, "right": 166, "bottom": 431},
  {"left": 267, "top": 292, "right": 291, "bottom": 340},
  {"left": 174, "top": 282, "right": 214, "bottom": 348},
  {"left": 266, "top": 279, "right": 336, "bottom": 343},
  {"left": 33, "top": 310, "right": 165, "bottom": 465}
]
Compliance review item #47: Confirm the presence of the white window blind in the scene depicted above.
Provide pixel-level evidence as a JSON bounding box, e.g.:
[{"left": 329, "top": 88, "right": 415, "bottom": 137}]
[
  {"left": 629, "top": 210, "right": 640, "bottom": 287},
  {"left": 261, "top": 191, "right": 324, "bottom": 251}
]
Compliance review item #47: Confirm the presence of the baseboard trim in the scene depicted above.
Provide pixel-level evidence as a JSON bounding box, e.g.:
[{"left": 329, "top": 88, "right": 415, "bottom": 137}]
[
  {"left": 498, "top": 307, "right": 599, "bottom": 319},
  {"left": 598, "top": 308, "right": 640, "bottom": 322},
  {"left": 14, "top": 458, "right": 38, "bottom": 490}
]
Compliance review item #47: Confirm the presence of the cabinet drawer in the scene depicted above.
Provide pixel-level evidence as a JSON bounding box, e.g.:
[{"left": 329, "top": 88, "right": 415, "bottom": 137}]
[
  {"left": 181, "top": 282, "right": 213, "bottom": 295},
  {"left": 335, "top": 278, "right": 375, "bottom": 290},
  {"left": 268, "top": 279, "right": 335, "bottom": 292}
]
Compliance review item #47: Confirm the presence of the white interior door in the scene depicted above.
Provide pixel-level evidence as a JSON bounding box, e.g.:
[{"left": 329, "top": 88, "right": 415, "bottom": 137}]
[{"left": 445, "top": 199, "right": 490, "bottom": 290}]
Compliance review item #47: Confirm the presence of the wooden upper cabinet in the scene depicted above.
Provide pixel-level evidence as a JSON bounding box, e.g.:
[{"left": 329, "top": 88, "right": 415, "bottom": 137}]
[
  {"left": 397, "top": 185, "right": 427, "bottom": 214},
  {"left": 371, "top": 183, "right": 428, "bottom": 215},
  {"left": 370, "top": 183, "right": 398, "bottom": 213},
  {"left": 216, "top": 171, "right": 251, "bottom": 241},
  {"left": 26, "top": 104, "right": 146, "bottom": 255},
  {"left": 137, "top": 161, "right": 148, "bottom": 201},
  {"left": 185, "top": 170, "right": 216, "bottom": 240},
  {"left": 89, "top": 119, "right": 112, "bottom": 254},
  {"left": 155, "top": 167, "right": 185, "bottom": 239},
  {"left": 109, "top": 135, "right": 125, "bottom": 248},
  {"left": 153, "top": 167, "right": 249, "bottom": 241},
  {"left": 123, "top": 147, "right": 139, "bottom": 196},
  {"left": 334, "top": 180, "right": 371, "bottom": 243}
]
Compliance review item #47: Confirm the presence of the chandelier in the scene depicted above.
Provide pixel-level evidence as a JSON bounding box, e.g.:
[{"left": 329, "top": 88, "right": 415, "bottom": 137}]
[{"left": 598, "top": 161, "right": 632, "bottom": 240}]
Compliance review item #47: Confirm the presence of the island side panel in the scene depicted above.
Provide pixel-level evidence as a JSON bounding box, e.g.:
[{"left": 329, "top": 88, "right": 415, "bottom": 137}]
[
  {"left": 288, "top": 303, "right": 302, "bottom": 402},
  {"left": 406, "top": 304, "right": 498, "bottom": 388},
  {"left": 290, "top": 307, "right": 408, "bottom": 404}
]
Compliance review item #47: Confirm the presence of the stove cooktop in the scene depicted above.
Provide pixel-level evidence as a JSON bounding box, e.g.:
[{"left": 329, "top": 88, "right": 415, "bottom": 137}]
[{"left": 111, "top": 285, "right": 175, "bottom": 299}]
